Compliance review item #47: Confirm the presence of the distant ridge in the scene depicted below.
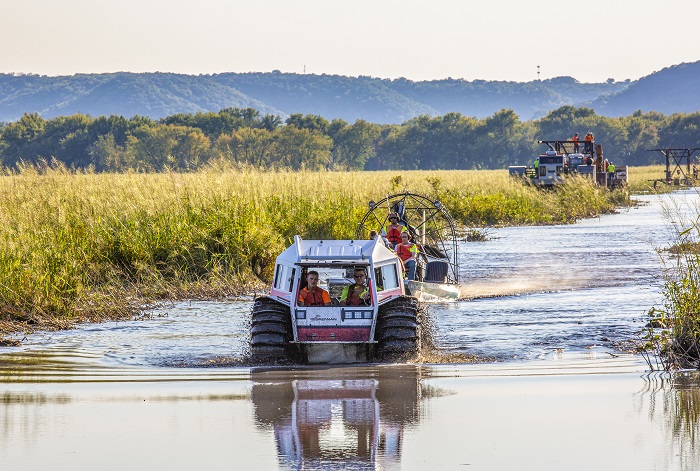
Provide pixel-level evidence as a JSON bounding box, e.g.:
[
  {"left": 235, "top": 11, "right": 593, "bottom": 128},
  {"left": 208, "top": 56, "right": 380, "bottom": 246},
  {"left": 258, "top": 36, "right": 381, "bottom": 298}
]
[
  {"left": 0, "top": 73, "right": 282, "bottom": 122},
  {"left": 1, "top": 61, "right": 699, "bottom": 124},
  {"left": 590, "top": 62, "right": 700, "bottom": 117}
]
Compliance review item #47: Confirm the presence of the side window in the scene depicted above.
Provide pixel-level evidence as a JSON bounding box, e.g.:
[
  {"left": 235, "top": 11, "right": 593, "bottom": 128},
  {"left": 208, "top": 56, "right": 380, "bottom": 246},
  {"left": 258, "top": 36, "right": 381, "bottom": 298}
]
[
  {"left": 374, "top": 268, "right": 384, "bottom": 291},
  {"left": 288, "top": 268, "right": 296, "bottom": 292},
  {"left": 376, "top": 264, "right": 399, "bottom": 291},
  {"left": 273, "top": 265, "right": 281, "bottom": 289},
  {"left": 273, "top": 265, "right": 295, "bottom": 293}
]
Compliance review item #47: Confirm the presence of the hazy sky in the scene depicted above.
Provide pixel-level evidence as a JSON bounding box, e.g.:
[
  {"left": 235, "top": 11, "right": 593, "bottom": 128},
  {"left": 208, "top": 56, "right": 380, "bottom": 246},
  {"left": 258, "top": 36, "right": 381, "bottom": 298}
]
[{"left": 3, "top": 0, "right": 699, "bottom": 83}]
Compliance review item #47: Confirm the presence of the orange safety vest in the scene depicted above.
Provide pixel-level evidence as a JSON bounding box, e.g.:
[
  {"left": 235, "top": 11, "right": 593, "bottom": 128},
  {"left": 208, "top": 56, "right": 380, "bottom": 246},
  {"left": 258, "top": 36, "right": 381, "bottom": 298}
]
[
  {"left": 396, "top": 243, "right": 418, "bottom": 262},
  {"left": 298, "top": 287, "right": 330, "bottom": 306},
  {"left": 384, "top": 224, "right": 405, "bottom": 246}
]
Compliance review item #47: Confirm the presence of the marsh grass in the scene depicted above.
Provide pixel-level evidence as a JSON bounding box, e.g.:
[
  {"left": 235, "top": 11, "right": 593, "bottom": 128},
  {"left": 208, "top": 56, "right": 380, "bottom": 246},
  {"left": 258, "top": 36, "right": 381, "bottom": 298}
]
[
  {"left": 628, "top": 165, "right": 697, "bottom": 194},
  {"left": 643, "top": 192, "right": 700, "bottom": 370},
  {"left": 0, "top": 164, "right": 628, "bottom": 336}
]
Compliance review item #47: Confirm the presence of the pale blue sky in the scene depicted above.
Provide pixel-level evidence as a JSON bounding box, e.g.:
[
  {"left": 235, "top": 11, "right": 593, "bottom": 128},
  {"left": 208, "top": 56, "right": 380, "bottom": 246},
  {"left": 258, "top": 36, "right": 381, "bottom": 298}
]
[{"left": 3, "top": 0, "right": 699, "bottom": 83}]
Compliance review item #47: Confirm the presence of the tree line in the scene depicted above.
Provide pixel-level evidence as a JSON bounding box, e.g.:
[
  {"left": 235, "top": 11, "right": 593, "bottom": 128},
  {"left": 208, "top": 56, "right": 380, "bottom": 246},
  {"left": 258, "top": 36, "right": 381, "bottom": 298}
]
[{"left": 0, "top": 106, "right": 698, "bottom": 172}]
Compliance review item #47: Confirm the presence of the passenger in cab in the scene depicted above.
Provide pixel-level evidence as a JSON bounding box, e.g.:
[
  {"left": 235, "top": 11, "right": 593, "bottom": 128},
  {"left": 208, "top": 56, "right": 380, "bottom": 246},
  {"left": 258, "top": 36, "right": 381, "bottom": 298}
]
[
  {"left": 340, "top": 268, "right": 370, "bottom": 306},
  {"left": 396, "top": 232, "right": 419, "bottom": 280},
  {"left": 298, "top": 270, "right": 331, "bottom": 306},
  {"left": 382, "top": 213, "right": 406, "bottom": 247}
]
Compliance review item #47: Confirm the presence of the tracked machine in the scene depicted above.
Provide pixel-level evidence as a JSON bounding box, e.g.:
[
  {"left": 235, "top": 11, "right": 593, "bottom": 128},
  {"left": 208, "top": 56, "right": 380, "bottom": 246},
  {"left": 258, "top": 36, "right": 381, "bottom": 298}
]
[
  {"left": 509, "top": 139, "right": 628, "bottom": 189},
  {"left": 250, "top": 193, "right": 460, "bottom": 364},
  {"left": 250, "top": 236, "right": 419, "bottom": 363}
]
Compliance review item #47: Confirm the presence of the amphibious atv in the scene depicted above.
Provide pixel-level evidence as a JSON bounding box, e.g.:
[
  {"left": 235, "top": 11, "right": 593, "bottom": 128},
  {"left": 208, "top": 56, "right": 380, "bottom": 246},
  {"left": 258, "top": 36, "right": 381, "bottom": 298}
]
[
  {"left": 356, "top": 192, "right": 460, "bottom": 301},
  {"left": 250, "top": 235, "right": 420, "bottom": 363}
]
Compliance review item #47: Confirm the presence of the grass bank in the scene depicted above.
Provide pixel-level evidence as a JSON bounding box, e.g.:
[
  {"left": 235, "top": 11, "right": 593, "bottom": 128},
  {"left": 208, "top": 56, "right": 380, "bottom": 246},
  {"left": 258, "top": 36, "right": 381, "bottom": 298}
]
[
  {"left": 0, "top": 165, "right": 628, "bottom": 338},
  {"left": 644, "top": 190, "right": 700, "bottom": 370}
]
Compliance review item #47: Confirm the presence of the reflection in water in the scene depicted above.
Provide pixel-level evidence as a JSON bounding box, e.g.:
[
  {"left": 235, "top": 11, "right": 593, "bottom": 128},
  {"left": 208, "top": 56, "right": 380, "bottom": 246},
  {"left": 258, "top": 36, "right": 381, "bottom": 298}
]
[
  {"left": 638, "top": 371, "right": 700, "bottom": 469},
  {"left": 251, "top": 365, "right": 422, "bottom": 470},
  {"left": 1, "top": 357, "right": 700, "bottom": 470},
  {"left": 672, "top": 374, "right": 700, "bottom": 447}
]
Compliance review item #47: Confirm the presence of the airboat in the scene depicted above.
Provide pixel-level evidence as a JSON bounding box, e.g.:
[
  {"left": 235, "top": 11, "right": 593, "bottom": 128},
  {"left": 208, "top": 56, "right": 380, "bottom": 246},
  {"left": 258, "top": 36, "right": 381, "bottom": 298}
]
[{"left": 356, "top": 192, "right": 460, "bottom": 302}]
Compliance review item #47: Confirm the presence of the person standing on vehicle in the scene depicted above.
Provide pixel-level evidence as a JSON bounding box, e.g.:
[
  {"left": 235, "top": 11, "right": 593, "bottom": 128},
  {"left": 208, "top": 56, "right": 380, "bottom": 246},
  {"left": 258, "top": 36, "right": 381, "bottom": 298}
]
[
  {"left": 298, "top": 270, "right": 331, "bottom": 306},
  {"left": 340, "top": 268, "right": 370, "bottom": 306},
  {"left": 396, "top": 232, "right": 419, "bottom": 280},
  {"left": 608, "top": 161, "right": 615, "bottom": 182},
  {"left": 382, "top": 213, "right": 406, "bottom": 247},
  {"left": 572, "top": 133, "right": 580, "bottom": 153},
  {"left": 584, "top": 132, "right": 594, "bottom": 153}
]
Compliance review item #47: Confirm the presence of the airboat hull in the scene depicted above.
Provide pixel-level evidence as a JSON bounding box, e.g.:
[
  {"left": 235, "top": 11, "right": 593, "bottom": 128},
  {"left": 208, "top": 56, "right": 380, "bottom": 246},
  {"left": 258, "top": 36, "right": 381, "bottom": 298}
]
[{"left": 405, "top": 280, "right": 460, "bottom": 302}]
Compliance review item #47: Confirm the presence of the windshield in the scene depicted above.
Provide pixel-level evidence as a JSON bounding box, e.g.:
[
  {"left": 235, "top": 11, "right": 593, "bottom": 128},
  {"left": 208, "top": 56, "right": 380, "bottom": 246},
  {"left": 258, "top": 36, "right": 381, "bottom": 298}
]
[{"left": 297, "top": 265, "right": 369, "bottom": 306}]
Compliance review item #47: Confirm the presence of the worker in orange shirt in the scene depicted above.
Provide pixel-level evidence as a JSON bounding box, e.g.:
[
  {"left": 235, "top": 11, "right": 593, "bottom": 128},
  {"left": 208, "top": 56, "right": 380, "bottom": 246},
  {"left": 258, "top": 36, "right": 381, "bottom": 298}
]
[
  {"left": 584, "top": 132, "right": 594, "bottom": 153},
  {"left": 572, "top": 133, "right": 580, "bottom": 152}
]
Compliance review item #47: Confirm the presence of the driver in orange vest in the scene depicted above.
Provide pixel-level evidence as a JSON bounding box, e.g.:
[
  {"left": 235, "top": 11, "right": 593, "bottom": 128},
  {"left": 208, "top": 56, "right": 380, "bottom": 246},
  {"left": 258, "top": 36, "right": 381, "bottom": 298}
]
[
  {"left": 298, "top": 270, "right": 331, "bottom": 306},
  {"left": 381, "top": 212, "right": 406, "bottom": 247}
]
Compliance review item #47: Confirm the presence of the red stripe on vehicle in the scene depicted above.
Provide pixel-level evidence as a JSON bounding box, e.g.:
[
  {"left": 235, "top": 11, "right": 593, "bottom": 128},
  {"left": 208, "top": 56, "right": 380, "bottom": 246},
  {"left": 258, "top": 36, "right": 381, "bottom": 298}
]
[{"left": 297, "top": 327, "right": 372, "bottom": 342}]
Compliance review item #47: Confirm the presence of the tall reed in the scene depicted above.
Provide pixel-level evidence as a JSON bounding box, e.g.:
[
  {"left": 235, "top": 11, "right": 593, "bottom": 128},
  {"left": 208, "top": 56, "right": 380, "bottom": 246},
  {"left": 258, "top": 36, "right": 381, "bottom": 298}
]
[
  {"left": 644, "top": 192, "right": 700, "bottom": 370},
  {"left": 0, "top": 164, "right": 629, "bottom": 332}
]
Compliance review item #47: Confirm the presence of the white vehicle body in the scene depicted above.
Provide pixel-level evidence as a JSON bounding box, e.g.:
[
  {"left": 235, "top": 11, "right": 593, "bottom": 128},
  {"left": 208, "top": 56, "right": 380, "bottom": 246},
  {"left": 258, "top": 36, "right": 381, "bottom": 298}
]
[
  {"left": 255, "top": 235, "right": 418, "bottom": 363},
  {"left": 536, "top": 149, "right": 565, "bottom": 187}
]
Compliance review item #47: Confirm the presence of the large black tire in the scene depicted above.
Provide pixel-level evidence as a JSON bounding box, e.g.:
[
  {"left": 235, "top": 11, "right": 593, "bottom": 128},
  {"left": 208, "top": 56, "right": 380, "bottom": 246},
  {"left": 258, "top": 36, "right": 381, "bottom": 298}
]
[
  {"left": 375, "top": 296, "right": 420, "bottom": 360},
  {"left": 250, "top": 296, "right": 294, "bottom": 362}
]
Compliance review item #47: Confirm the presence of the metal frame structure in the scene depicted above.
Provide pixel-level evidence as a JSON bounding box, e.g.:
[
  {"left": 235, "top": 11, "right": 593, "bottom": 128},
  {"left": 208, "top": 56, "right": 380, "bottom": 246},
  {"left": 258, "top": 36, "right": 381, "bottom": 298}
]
[
  {"left": 538, "top": 139, "right": 596, "bottom": 159},
  {"left": 647, "top": 148, "right": 700, "bottom": 185}
]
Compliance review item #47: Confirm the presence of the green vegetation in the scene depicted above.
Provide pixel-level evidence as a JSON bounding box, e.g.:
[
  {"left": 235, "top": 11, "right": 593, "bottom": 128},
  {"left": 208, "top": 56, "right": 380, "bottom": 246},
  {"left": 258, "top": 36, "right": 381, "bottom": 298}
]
[
  {"left": 0, "top": 166, "right": 626, "bottom": 338},
  {"left": 644, "top": 197, "right": 700, "bottom": 370},
  {"left": 1, "top": 106, "right": 699, "bottom": 173}
]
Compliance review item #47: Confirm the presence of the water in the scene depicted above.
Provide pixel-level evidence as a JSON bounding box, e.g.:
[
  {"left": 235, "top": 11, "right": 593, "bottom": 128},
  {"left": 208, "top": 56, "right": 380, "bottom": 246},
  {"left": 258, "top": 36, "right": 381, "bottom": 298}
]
[
  {"left": 1, "top": 191, "right": 700, "bottom": 470},
  {"left": 445, "top": 193, "right": 671, "bottom": 360}
]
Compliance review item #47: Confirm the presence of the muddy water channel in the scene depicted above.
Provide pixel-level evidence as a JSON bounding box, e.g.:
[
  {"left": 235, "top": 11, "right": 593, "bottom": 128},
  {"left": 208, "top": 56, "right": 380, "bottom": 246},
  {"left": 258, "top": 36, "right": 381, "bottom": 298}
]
[{"left": 2, "top": 192, "right": 700, "bottom": 470}]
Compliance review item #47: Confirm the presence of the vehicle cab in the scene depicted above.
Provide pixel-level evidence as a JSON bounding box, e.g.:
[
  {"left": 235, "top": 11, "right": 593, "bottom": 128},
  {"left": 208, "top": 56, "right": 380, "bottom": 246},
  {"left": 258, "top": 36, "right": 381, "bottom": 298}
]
[
  {"left": 267, "top": 236, "right": 406, "bottom": 362},
  {"left": 536, "top": 149, "right": 565, "bottom": 187}
]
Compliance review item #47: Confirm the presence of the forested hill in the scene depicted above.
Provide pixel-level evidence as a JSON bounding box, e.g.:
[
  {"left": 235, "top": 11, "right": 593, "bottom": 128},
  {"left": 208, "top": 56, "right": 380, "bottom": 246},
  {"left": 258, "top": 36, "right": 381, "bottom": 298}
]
[
  {"left": 591, "top": 62, "right": 700, "bottom": 117},
  {"left": 0, "top": 73, "right": 284, "bottom": 123},
  {"left": 0, "top": 70, "right": 631, "bottom": 124},
  {"left": 2, "top": 61, "right": 700, "bottom": 124}
]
